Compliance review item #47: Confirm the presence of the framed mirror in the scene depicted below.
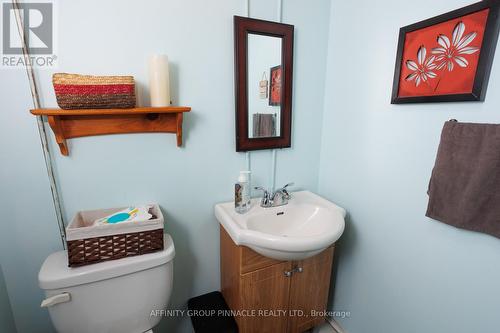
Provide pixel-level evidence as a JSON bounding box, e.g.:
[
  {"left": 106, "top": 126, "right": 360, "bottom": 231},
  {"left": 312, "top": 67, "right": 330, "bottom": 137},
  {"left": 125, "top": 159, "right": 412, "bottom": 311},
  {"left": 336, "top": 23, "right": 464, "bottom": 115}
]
[{"left": 234, "top": 16, "right": 294, "bottom": 151}]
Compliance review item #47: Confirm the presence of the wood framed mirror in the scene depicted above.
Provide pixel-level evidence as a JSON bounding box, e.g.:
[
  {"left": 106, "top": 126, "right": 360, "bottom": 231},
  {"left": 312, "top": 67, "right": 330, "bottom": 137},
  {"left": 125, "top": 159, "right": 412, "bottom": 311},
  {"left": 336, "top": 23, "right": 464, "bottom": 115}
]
[{"left": 234, "top": 16, "right": 294, "bottom": 152}]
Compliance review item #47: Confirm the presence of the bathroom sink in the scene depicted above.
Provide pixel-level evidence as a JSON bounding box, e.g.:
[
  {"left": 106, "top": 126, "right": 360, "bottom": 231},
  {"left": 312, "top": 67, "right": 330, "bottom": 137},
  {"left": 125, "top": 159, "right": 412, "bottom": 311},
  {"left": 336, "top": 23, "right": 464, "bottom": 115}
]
[{"left": 214, "top": 190, "right": 346, "bottom": 261}]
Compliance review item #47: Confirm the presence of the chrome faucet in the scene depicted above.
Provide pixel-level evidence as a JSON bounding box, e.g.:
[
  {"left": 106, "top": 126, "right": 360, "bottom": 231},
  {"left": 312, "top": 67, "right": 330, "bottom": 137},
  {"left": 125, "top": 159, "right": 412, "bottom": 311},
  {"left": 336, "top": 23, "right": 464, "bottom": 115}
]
[{"left": 254, "top": 183, "right": 294, "bottom": 208}]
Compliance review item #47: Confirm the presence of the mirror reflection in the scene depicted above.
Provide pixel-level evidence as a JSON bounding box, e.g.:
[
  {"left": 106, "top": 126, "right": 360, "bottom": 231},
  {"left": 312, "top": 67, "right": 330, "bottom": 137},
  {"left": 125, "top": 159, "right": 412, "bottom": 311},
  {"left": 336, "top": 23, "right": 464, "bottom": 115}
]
[{"left": 247, "top": 33, "right": 282, "bottom": 138}]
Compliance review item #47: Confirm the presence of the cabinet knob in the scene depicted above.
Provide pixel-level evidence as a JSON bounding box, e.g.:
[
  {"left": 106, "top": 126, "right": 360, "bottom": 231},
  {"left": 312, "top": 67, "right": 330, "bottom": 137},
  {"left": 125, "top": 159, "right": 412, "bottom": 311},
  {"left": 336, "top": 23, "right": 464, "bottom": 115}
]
[{"left": 284, "top": 270, "right": 293, "bottom": 277}]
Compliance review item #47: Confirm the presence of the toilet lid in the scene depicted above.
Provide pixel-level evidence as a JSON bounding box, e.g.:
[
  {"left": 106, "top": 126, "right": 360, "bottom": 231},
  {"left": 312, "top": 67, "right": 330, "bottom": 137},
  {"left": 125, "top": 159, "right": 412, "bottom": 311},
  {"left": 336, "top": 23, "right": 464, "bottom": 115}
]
[{"left": 39, "top": 234, "right": 175, "bottom": 290}]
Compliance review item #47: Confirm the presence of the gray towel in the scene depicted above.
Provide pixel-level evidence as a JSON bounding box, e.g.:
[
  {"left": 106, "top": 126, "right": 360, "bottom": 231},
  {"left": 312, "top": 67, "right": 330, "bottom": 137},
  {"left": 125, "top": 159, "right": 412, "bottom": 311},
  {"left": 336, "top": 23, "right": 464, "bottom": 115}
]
[
  {"left": 426, "top": 121, "right": 500, "bottom": 238},
  {"left": 253, "top": 113, "right": 276, "bottom": 138}
]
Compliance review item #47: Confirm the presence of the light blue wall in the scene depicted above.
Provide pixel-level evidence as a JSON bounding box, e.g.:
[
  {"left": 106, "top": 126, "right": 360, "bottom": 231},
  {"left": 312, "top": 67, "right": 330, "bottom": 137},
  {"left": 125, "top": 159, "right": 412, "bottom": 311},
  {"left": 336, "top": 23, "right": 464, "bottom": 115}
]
[
  {"left": 0, "top": 266, "right": 16, "bottom": 333},
  {"left": 319, "top": 0, "right": 500, "bottom": 332},
  {"left": 0, "top": 0, "right": 331, "bottom": 332},
  {"left": 0, "top": 68, "right": 64, "bottom": 333}
]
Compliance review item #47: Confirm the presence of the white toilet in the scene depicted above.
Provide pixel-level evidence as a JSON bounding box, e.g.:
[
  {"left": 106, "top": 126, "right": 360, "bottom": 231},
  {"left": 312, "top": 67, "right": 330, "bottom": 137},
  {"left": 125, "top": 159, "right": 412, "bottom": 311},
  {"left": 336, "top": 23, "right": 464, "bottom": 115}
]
[{"left": 38, "top": 234, "right": 175, "bottom": 333}]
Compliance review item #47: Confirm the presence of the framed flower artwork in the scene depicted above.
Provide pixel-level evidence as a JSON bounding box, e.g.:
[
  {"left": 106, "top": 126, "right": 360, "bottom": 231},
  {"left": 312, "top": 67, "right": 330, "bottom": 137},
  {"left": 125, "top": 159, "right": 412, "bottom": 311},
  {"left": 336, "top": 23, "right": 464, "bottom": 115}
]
[
  {"left": 269, "top": 65, "right": 282, "bottom": 106},
  {"left": 391, "top": 0, "right": 500, "bottom": 103}
]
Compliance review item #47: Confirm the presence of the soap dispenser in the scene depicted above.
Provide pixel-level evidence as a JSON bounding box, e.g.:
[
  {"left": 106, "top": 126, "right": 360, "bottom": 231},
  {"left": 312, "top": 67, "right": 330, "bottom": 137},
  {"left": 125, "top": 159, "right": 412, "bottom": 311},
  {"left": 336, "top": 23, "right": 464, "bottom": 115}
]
[{"left": 235, "top": 171, "right": 251, "bottom": 214}]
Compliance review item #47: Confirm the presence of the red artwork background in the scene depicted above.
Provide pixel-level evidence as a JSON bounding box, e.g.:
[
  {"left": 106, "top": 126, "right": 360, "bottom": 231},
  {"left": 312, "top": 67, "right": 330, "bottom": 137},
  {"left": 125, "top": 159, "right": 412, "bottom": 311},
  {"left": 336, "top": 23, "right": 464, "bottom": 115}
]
[
  {"left": 269, "top": 66, "right": 282, "bottom": 106},
  {"left": 398, "top": 9, "right": 489, "bottom": 97}
]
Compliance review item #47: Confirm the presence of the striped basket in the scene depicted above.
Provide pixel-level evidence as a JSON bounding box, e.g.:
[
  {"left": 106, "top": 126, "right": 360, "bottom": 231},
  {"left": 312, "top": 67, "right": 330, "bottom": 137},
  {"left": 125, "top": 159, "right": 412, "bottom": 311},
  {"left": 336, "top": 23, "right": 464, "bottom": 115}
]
[
  {"left": 66, "top": 204, "right": 164, "bottom": 267},
  {"left": 53, "top": 73, "right": 136, "bottom": 109}
]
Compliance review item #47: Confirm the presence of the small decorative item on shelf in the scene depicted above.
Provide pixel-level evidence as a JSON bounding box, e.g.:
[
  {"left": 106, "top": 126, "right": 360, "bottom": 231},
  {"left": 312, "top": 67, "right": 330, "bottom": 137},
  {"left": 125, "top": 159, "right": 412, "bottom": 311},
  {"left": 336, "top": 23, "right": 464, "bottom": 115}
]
[
  {"left": 149, "top": 54, "right": 171, "bottom": 107},
  {"left": 53, "top": 73, "right": 136, "bottom": 109}
]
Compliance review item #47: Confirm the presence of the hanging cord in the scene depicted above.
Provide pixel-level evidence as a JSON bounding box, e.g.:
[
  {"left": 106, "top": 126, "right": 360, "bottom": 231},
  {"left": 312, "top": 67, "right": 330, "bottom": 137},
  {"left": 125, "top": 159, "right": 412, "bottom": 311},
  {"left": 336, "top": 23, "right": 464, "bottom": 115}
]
[{"left": 12, "top": 0, "right": 67, "bottom": 248}]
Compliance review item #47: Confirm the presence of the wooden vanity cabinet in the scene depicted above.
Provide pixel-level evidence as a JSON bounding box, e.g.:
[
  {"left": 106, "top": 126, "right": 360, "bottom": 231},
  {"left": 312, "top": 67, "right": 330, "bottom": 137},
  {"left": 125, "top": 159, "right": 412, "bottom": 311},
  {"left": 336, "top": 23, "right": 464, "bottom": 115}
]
[{"left": 220, "top": 227, "right": 334, "bottom": 333}]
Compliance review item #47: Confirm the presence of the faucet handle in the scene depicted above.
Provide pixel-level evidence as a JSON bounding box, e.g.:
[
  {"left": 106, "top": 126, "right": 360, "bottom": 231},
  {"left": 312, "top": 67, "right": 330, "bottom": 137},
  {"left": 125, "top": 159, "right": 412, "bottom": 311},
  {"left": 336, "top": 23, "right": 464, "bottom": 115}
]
[
  {"left": 275, "top": 182, "right": 294, "bottom": 192},
  {"left": 254, "top": 186, "right": 271, "bottom": 199},
  {"left": 276, "top": 182, "right": 294, "bottom": 200},
  {"left": 254, "top": 186, "right": 269, "bottom": 194},
  {"left": 254, "top": 186, "right": 271, "bottom": 206}
]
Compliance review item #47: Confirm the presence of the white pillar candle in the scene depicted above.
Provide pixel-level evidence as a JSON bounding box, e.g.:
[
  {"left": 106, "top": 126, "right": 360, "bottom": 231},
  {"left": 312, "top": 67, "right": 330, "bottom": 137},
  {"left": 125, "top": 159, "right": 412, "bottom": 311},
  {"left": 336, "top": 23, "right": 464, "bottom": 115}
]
[{"left": 149, "top": 54, "right": 171, "bottom": 107}]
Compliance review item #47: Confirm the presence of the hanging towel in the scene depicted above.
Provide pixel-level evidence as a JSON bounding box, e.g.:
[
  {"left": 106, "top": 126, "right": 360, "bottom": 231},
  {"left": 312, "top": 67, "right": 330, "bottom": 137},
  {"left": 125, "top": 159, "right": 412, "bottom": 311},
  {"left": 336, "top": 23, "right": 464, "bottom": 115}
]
[
  {"left": 253, "top": 113, "right": 276, "bottom": 138},
  {"left": 426, "top": 121, "right": 500, "bottom": 239}
]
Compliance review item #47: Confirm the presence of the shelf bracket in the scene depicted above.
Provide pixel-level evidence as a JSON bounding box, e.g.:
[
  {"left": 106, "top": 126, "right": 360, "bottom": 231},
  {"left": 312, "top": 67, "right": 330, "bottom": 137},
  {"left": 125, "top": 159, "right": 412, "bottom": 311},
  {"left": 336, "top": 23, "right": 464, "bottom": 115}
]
[
  {"left": 176, "top": 113, "right": 183, "bottom": 147},
  {"left": 47, "top": 115, "right": 69, "bottom": 156}
]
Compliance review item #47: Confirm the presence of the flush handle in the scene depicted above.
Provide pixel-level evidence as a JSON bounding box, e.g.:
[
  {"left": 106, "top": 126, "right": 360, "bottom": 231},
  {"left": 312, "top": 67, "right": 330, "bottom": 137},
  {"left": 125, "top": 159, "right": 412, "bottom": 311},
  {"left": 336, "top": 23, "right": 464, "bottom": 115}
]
[{"left": 41, "top": 292, "right": 71, "bottom": 308}]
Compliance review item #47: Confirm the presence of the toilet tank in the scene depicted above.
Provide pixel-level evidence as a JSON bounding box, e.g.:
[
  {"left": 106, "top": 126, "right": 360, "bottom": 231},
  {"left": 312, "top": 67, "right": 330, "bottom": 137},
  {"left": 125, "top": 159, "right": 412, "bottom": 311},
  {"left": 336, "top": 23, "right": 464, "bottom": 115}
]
[{"left": 39, "top": 234, "right": 175, "bottom": 333}]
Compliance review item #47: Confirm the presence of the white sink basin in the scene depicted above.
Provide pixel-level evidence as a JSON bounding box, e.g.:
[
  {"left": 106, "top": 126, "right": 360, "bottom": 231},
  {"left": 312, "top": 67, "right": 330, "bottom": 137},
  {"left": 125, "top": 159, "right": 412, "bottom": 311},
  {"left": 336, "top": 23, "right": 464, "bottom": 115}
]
[{"left": 214, "top": 190, "right": 346, "bottom": 261}]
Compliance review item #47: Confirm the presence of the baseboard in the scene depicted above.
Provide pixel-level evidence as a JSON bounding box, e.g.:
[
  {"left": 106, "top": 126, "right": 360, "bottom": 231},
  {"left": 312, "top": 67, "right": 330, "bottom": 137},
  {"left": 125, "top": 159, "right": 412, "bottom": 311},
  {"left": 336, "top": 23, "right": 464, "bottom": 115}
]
[{"left": 325, "top": 317, "right": 346, "bottom": 333}]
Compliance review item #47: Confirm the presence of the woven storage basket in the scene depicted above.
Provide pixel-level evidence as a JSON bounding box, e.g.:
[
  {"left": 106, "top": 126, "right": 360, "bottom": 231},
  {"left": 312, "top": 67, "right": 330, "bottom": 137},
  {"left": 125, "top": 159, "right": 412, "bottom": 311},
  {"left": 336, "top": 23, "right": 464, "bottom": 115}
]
[
  {"left": 66, "top": 204, "right": 164, "bottom": 267},
  {"left": 53, "top": 73, "right": 136, "bottom": 109}
]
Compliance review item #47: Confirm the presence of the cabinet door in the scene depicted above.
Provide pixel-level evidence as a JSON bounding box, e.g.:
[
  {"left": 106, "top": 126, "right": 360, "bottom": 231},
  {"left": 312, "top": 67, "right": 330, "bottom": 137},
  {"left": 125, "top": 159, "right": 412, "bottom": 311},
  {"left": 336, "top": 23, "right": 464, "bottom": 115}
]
[
  {"left": 287, "top": 247, "right": 334, "bottom": 333},
  {"left": 239, "top": 261, "right": 292, "bottom": 333}
]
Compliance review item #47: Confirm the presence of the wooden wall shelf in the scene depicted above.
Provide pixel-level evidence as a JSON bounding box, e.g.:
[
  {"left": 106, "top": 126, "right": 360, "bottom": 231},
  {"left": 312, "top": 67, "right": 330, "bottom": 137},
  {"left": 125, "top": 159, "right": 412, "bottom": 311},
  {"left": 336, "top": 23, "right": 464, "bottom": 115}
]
[{"left": 30, "top": 107, "right": 191, "bottom": 156}]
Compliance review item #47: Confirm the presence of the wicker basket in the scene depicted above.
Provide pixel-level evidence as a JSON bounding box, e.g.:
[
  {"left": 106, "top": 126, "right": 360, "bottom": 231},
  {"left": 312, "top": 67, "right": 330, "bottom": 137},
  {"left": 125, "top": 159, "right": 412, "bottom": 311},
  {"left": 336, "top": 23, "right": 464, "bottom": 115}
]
[
  {"left": 53, "top": 73, "right": 136, "bottom": 109},
  {"left": 66, "top": 204, "right": 164, "bottom": 267}
]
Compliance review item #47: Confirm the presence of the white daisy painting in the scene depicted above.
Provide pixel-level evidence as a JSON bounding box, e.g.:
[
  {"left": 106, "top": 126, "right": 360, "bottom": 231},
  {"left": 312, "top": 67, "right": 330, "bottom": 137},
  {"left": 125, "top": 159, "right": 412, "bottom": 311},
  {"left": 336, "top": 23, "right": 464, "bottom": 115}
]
[{"left": 392, "top": 2, "right": 500, "bottom": 103}]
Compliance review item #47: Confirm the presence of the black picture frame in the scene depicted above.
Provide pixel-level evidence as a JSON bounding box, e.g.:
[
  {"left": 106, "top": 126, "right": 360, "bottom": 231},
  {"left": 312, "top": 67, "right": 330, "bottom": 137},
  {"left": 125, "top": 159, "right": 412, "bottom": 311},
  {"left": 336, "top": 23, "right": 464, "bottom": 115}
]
[{"left": 391, "top": 0, "right": 500, "bottom": 104}]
